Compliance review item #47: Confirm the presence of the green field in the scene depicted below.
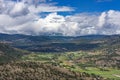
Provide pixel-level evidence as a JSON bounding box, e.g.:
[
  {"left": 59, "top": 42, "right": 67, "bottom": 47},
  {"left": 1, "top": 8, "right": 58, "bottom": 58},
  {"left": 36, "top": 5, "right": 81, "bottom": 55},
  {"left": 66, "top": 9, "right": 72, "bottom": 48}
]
[
  {"left": 21, "top": 51, "right": 120, "bottom": 80},
  {"left": 72, "top": 67, "right": 120, "bottom": 80}
]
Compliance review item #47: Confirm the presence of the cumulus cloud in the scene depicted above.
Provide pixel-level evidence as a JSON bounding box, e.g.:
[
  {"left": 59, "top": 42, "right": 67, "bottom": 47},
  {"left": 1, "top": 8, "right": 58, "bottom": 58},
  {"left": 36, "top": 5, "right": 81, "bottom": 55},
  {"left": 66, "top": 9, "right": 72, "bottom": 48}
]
[
  {"left": 9, "top": 2, "right": 29, "bottom": 17},
  {"left": 0, "top": 0, "right": 120, "bottom": 36}
]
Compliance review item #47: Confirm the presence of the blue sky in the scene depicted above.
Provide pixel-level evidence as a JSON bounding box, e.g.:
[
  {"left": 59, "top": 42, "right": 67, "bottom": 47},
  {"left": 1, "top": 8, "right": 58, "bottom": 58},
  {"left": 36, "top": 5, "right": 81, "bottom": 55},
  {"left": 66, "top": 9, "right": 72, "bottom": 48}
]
[{"left": 52, "top": 0, "right": 120, "bottom": 13}]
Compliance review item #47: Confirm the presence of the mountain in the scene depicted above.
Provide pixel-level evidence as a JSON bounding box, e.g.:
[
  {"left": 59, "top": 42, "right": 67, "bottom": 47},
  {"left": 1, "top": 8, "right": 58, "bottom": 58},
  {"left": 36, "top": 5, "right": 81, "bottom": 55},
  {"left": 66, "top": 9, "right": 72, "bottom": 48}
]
[{"left": 1, "top": 33, "right": 119, "bottom": 52}]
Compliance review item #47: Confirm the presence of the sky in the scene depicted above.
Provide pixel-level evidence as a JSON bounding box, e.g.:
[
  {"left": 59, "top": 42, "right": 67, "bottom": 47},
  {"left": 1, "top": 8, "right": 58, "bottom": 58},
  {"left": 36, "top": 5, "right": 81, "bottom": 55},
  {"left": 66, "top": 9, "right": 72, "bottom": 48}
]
[{"left": 0, "top": 0, "right": 120, "bottom": 36}]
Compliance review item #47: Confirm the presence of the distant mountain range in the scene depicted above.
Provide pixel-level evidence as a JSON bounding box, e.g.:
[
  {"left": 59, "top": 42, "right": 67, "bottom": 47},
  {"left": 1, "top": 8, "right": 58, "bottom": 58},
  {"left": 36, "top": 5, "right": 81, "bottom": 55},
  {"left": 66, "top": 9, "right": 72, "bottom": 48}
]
[{"left": 0, "top": 33, "right": 120, "bottom": 52}]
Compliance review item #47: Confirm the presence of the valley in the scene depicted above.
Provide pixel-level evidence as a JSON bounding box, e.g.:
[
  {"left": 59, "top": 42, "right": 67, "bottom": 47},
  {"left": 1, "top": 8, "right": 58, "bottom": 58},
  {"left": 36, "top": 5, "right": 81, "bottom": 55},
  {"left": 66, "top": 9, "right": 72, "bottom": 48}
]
[{"left": 0, "top": 34, "right": 120, "bottom": 80}]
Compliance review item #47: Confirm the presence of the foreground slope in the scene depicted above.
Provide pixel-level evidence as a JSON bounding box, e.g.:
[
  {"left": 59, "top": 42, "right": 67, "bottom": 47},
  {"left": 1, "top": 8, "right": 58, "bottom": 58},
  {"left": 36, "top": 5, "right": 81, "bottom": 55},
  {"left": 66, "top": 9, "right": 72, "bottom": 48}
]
[{"left": 0, "top": 61, "right": 105, "bottom": 80}]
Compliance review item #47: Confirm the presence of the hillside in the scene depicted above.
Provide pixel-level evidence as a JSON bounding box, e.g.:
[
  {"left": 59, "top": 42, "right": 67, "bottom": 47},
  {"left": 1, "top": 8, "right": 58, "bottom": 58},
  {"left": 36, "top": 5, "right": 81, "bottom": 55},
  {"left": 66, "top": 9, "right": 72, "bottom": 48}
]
[
  {"left": 0, "top": 43, "right": 28, "bottom": 63},
  {"left": 0, "top": 61, "right": 105, "bottom": 80},
  {"left": 0, "top": 42, "right": 106, "bottom": 80}
]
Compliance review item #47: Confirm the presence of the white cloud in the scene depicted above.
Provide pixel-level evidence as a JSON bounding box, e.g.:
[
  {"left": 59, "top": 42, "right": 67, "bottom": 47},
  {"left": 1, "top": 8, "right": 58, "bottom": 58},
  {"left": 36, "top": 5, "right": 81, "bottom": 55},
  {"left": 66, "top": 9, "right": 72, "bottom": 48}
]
[
  {"left": 98, "top": 12, "right": 106, "bottom": 27},
  {"left": 0, "top": 0, "right": 120, "bottom": 36},
  {"left": 0, "top": 0, "right": 73, "bottom": 14},
  {"left": 29, "top": 4, "right": 74, "bottom": 13},
  {"left": 9, "top": 2, "right": 29, "bottom": 17}
]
